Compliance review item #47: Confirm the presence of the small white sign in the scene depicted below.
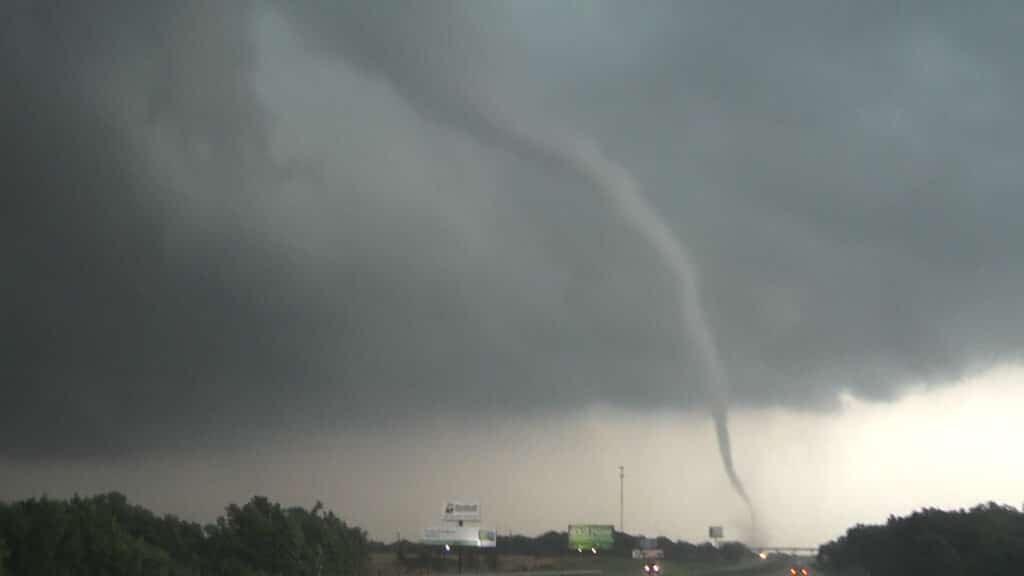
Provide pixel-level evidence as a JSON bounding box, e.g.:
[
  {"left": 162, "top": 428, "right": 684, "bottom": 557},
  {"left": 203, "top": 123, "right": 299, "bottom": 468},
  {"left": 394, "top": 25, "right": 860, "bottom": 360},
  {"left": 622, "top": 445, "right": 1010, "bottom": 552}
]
[
  {"left": 443, "top": 500, "right": 481, "bottom": 523},
  {"left": 632, "top": 549, "right": 664, "bottom": 560}
]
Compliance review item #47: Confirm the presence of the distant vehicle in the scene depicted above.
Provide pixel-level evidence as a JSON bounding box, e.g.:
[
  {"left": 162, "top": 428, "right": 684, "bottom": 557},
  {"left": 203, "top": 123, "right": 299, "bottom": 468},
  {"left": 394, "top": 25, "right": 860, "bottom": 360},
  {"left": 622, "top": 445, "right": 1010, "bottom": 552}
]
[
  {"left": 642, "top": 562, "right": 661, "bottom": 575},
  {"left": 788, "top": 567, "right": 809, "bottom": 576}
]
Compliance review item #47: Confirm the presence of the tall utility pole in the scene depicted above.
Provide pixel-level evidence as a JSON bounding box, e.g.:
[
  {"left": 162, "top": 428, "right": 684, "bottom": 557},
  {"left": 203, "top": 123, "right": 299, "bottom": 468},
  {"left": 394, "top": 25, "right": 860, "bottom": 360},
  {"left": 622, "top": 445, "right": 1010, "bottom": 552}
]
[{"left": 618, "top": 465, "right": 625, "bottom": 533}]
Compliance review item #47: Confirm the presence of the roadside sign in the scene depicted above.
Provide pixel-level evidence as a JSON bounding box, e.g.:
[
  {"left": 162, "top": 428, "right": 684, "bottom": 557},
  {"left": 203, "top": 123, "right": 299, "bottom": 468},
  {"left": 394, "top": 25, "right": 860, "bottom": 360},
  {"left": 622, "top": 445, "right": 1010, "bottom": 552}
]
[
  {"left": 422, "top": 525, "right": 496, "bottom": 548},
  {"left": 632, "top": 549, "right": 664, "bottom": 560},
  {"left": 443, "top": 501, "right": 481, "bottom": 523},
  {"left": 568, "top": 524, "right": 615, "bottom": 550}
]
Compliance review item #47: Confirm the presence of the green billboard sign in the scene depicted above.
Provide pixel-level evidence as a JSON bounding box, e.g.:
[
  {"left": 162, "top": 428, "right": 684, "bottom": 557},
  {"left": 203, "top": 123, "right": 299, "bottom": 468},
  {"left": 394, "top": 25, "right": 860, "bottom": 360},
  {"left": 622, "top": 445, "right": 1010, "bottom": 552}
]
[{"left": 568, "top": 524, "right": 615, "bottom": 550}]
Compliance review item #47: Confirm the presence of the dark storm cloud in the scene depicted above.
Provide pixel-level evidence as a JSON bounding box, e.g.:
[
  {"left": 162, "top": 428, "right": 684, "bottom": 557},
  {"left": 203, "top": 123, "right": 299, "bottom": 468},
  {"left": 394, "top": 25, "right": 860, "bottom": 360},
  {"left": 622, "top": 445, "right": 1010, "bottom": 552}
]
[
  {"left": 2, "top": 0, "right": 316, "bottom": 456},
  {"left": 4, "top": 0, "right": 1023, "bottom": 458}
]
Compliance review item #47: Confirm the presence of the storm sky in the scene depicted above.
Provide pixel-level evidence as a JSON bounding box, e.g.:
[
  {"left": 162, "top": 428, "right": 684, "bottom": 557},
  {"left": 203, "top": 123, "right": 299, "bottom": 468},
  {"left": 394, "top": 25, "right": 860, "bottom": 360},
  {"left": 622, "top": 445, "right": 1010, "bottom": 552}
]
[{"left": 3, "top": 0, "right": 1024, "bottom": 545}]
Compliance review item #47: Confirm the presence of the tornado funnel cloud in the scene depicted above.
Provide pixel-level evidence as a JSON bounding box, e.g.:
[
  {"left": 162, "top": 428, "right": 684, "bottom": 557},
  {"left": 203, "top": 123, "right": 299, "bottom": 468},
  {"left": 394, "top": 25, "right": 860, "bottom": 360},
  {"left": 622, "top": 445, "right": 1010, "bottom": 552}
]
[
  {"left": 561, "top": 137, "right": 756, "bottom": 526},
  {"left": 472, "top": 113, "right": 756, "bottom": 526},
  {"left": 713, "top": 406, "right": 753, "bottom": 510}
]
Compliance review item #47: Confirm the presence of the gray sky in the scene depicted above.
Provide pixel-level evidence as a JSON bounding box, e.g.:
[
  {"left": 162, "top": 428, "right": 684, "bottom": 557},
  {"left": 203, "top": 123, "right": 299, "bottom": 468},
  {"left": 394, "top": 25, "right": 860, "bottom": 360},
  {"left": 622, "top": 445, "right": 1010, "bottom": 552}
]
[{"left": 3, "top": 0, "right": 1023, "bottom": 545}]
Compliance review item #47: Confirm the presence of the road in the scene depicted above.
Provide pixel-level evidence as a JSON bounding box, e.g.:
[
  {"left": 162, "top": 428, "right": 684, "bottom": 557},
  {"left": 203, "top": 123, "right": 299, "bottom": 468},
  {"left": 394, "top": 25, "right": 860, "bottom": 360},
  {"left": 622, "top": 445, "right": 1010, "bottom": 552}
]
[{"left": 370, "top": 551, "right": 814, "bottom": 576}]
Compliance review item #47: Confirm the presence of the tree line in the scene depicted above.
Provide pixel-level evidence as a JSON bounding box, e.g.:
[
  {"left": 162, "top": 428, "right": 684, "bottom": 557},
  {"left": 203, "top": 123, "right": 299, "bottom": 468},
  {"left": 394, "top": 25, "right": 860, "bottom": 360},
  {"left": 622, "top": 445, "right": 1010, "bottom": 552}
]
[
  {"left": 385, "top": 530, "right": 754, "bottom": 564},
  {"left": 0, "top": 493, "right": 367, "bottom": 576},
  {"left": 817, "top": 502, "right": 1024, "bottom": 575}
]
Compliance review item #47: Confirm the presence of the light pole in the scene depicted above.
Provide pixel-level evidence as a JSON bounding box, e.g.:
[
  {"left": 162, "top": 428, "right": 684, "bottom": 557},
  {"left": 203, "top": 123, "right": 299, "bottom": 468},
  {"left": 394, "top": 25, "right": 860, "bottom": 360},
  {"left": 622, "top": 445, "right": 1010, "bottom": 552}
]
[{"left": 618, "top": 465, "right": 624, "bottom": 533}]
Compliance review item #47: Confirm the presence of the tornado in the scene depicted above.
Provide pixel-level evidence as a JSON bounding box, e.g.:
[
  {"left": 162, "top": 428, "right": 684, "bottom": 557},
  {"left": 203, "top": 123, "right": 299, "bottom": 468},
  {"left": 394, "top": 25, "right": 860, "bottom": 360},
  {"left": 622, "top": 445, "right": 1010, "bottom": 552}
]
[
  {"left": 468, "top": 112, "right": 756, "bottom": 525},
  {"left": 570, "top": 139, "right": 755, "bottom": 515}
]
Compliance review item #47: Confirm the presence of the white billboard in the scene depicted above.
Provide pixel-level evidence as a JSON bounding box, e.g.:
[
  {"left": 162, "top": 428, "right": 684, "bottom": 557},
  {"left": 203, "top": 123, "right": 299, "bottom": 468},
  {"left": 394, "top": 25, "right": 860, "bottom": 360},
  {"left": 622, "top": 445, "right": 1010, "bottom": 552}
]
[
  {"left": 422, "top": 525, "right": 497, "bottom": 548},
  {"left": 632, "top": 549, "right": 664, "bottom": 560},
  {"left": 443, "top": 500, "right": 481, "bottom": 523}
]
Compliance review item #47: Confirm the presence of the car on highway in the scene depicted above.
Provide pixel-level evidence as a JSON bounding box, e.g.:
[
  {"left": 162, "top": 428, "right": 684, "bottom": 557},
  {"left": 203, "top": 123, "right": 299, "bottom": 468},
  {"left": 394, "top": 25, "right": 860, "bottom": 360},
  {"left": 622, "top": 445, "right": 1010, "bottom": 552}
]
[
  {"left": 642, "top": 562, "right": 661, "bottom": 575},
  {"left": 788, "top": 567, "right": 809, "bottom": 575}
]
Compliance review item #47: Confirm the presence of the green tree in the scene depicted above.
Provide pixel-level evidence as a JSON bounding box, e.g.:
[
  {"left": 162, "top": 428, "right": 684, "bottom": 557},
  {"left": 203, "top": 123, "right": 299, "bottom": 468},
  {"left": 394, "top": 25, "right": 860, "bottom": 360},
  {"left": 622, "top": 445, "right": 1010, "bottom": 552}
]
[
  {"left": 0, "top": 493, "right": 367, "bottom": 576},
  {"left": 0, "top": 536, "right": 9, "bottom": 576},
  {"left": 819, "top": 503, "right": 1024, "bottom": 576}
]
